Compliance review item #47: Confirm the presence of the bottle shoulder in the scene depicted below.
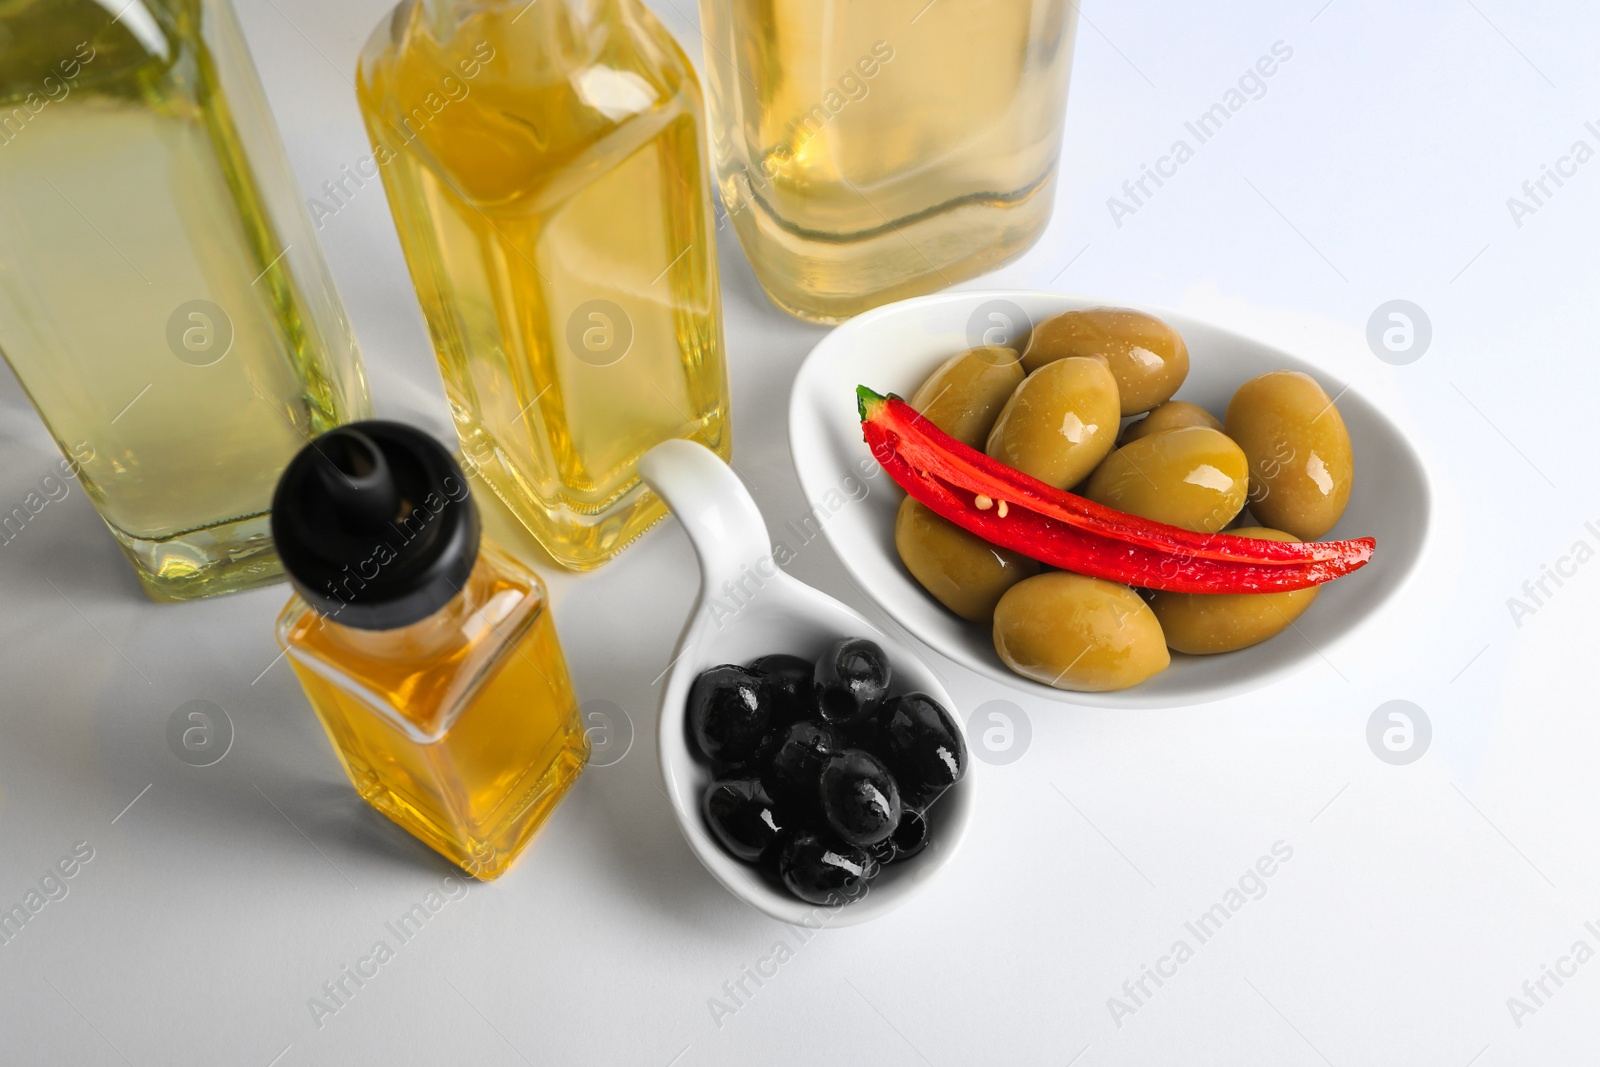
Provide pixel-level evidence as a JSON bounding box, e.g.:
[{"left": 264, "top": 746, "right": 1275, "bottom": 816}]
[
  {"left": 278, "top": 544, "right": 549, "bottom": 741},
  {"left": 355, "top": 0, "right": 702, "bottom": 208}
]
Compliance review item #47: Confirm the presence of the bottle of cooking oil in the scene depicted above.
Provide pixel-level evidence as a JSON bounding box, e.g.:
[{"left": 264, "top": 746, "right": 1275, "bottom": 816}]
[
  {"left": 273, "top": 421, "right": 588, "bottom": 880},
  {"left": 0, "top": 0, "right": 370, "bottom": 600},
  {"left": 699, "top": 0, "right": 1079, "bottom": 323},
  {"left": 355, "top": 0, "right": 731, "bottom": 571}
]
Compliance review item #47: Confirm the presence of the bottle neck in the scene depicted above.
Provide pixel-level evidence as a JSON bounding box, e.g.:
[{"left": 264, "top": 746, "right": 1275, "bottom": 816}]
[
  {"left": 310, "top": 550, "right": 489, "bottom": 661},
  {"left": 419, "top": 0, "right": 629, "bottom": 40},
  {"left": 323, "top": 593, "right": 466, "bottom": 659}
]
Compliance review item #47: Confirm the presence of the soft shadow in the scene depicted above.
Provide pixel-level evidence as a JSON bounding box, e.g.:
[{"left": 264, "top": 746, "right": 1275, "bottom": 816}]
[{"left": 270, "top": 775, "right": 464, "bottom": 880}]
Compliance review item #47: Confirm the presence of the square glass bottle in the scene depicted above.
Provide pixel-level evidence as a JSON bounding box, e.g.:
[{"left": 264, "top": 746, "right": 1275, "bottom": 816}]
[
  {"left": 697, "top": 0, "right": 1079, "bottom": 323},
  {"left": 0, "top": 0, "right": 371, "bottom": 599},
  {"left": 354, "top": 0, "right": 730, "bottom": 570},
  {"left": 273, "top": 422, "right": 587, "bottom": 879}
]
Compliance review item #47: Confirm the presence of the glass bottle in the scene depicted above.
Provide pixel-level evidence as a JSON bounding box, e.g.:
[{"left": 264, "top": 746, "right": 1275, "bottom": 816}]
[
  {"left": 0, "top": 0, "right": 370, "bottom": 600},
  {"left": 698, "top": 0, "right": 1079, "bottom": 323},
  {"left": 273, "top": 422, "right": 588, "bottom": 880},
  {"left": 355, "top": 0, "right": 731, "bottom": 571}
]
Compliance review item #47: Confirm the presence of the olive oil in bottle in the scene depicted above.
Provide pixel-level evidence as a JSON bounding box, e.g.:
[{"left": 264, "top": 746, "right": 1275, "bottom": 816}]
[
  {"left": 274, "top": 422, "right": 587, "bottom": 880},
  {"left": 355, "top": 0, "right": 730, "bottom": 571},
  {"left": 0, "top": 0, "right": 369, "bottom": 599},
  {"left": 698, "top": 0, "right": 1079, "bottom": 323}
]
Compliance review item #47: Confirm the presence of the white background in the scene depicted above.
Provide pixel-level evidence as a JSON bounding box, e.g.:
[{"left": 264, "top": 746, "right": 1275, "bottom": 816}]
[{"left": 2, "top": 0, "right": 1598, "bottom": 1063}]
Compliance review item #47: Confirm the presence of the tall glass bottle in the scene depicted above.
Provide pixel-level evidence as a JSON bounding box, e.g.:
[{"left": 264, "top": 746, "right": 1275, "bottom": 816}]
[
  {"left": 0, "top": 0, "right": 370, "bottom": 600},
  {"left": 355, "top": 0, "right": 731, "bottom": 571},
  {"left": 698, "top": 0, "right": 1079, "bottom": 323},
  {"left": 273, "top": 422, "right": 588, "bottom": 880}
]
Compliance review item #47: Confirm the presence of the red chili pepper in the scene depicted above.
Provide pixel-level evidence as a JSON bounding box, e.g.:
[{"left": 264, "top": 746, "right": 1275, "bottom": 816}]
[{"left": 858, "top": 386, "right": 1373, "bottom": 594}]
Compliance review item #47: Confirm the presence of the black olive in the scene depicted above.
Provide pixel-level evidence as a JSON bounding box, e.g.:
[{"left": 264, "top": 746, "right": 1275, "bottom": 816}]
[
  {"left": 703, "top": 777, "right": 786, "bottom": 863},
  {"left": 873, "top": 692, "right": 966, "bottom": 811},
  {"left": 886, "top": 808, "right": 928, "bottom": 863},
  {"left": 813, "top": 638, "right": 891, "bottom": 727},
  {"left": 777, "top": 831, "right": 880, "bottom": 905},
  {"left": 867, "top": 806, "right": 931, "bottom": 865},
  {"left": 819, "top": 748, "right": 901, "bottom": 847},
  {"left": 766, "top": 720, "right": 842, "bottom": 819},
  {"left": 751, "top": 653, "right": 817, "bottom": 725},
  {"left": 687, "top": 665, "right": 773, "bottom": 768}
]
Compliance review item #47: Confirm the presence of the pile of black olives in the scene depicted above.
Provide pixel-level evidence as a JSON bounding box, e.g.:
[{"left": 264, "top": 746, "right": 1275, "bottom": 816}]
[{"left": 688, "top": 637, "right": 967, "bottom": 906}]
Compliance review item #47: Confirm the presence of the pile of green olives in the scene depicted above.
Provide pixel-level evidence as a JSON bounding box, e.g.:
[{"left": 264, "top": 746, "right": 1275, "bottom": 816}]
[
  {"left": 895, "top": 307, "right": 1355, "bottom": 691},
  {"left": 688, "top": 639, "right": 967, "bottom": 904}
]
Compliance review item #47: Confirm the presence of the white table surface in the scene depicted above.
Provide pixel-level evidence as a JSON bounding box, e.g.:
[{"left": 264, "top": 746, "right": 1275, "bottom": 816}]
[{"left": 4, "top": 1, "right": 1597, "bottom": 1063}]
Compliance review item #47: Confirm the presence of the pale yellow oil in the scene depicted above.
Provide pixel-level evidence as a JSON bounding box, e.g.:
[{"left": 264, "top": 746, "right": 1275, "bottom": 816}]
[
  {"left": 0, "top": 0, "right": 367, "bottom": 599},
  {"left": 699, "top": 0, "right": 1078, "bottom": 322},
  {"left": 280, "top": 547, "right": 588, "bottom": 880},
  {"left": 356, "top": 0, "right": 730, "bottom": 571}
]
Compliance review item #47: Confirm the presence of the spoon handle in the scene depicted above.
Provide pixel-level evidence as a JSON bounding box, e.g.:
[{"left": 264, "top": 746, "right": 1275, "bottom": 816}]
[{"left": 639, "top": 440, "right": 772, "bottom": 592}]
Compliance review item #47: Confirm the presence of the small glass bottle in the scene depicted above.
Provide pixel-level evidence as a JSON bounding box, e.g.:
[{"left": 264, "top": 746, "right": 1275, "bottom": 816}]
[
  {"left": 698, "top": 0, "right": 1079, "bottom": 323},
  {"left": 354, "top": 0, "right": 731, "bottom": 571},
  {"left": 272, "top": 422, "right": 587, "bottom": 880},
  {"left": 0, "top": 0, "right": 370, "bottom": 600}
]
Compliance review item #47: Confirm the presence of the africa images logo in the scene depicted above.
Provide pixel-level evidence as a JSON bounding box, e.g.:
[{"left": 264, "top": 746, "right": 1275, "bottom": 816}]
[{"left": 1106, "top": 42, "right": 1294, "bottom": 228}]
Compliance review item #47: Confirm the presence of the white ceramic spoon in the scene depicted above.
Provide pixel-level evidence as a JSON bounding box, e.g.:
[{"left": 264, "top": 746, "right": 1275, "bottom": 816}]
[{"left": 639, "top": 439, "right": 976, "bottom": 927}]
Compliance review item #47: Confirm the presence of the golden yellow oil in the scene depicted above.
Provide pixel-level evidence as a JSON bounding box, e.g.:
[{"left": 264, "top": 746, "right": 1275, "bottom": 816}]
[
  {"left": 0, "top": 0, "right": 368, "bottom": 599},
  {"left": 356, "top": 0, "right": 730, "bottom": 571},
  {"left": 279, "top": 547, "right": 588, "bottom": 880},
  {"left": 699, "top": 0, "right": 1078, "bottom": 322}
]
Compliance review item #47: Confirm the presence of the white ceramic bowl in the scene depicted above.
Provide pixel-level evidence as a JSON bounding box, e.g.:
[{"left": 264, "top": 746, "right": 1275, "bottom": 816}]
[
  {"left": 639, "top": 440, "right": 976, "bottom": 925},
  {"left": 789, "top": 290, "right": 1431, "bottom": 708}
]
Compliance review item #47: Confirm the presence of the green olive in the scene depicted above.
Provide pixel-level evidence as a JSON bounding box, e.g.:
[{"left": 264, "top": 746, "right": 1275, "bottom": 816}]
[
  {"left": 1084, "top": 426, "right": 1249, "bottom": 533},
  {"left": 1149, "top": 528, "right": 1319, "bottom": 654},
  {"left": 985, "top": 356, "right": 1119, "bottom": 489},
  {"left": 993, "top": 573, "right": 1169, "bottom": 691},
  {"left": 909, "top": 346, "right": 1025, "bottom": 449},
  {"left": 894, "top": 497, "right": 1039, "bottom": 623},
  {"left": 1224, "top": 370, "right": 1353, "bottom": 541},
  {"left": 1119, "top": 400, "right": 1223, "bottom": 445},
  {"left": 1021, "top": 308, "right": 1189, "bottom": 416}
]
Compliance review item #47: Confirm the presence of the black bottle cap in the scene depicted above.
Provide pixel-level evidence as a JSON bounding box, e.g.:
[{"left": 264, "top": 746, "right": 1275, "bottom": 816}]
[{"left": 271, "top": 420, "right": 481, "bottom": 630}]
